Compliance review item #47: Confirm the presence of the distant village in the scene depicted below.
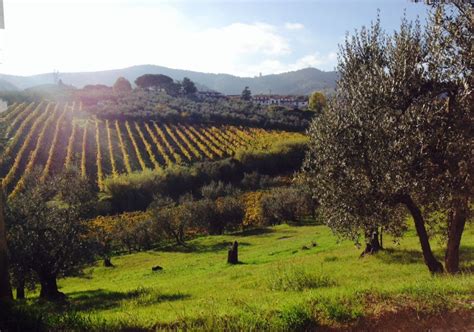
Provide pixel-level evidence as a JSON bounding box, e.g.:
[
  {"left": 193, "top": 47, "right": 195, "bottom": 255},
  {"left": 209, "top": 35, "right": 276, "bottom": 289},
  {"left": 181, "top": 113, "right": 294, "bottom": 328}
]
[{"left": 196, "top": 91, "right": 309, "bottom": 110}]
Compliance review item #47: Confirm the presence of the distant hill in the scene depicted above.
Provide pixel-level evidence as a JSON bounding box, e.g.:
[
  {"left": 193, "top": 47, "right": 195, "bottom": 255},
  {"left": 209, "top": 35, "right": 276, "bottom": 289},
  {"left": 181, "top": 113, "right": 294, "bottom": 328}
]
[
  {"left": 0, "top": 65, "right": 337, "bottom": 95},
  {"left": 0, "top": 79, "right": 19, "bottom": 91}
]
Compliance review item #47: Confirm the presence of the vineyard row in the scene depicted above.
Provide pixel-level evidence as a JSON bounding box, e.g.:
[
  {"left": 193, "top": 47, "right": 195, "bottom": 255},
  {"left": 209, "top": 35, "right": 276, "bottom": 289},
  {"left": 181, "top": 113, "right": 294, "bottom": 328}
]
[{"left": 0, "top": 101, "right": 285, "bottom": 193}]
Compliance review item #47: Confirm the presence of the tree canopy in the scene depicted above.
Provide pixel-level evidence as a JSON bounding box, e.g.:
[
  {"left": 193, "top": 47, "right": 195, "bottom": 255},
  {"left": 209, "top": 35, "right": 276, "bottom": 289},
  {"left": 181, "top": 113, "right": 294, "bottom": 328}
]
[
  {"left": 113, "top": 77, "right": 132, "bottom": 94},
  {"left": 300, "top": 4, "right": 472, "bottom": 274},
  {"left": 0, "top": 186, "right": 11, "bottom": 301},
  {"left": 135, "top": 74, "right": 174, "bottom": 90},
  {"left": 6, "top": 168, "right": 97, "bottom": 300},
  {"left": 308, "top": 91, "right": 327, "bottom": 113}
]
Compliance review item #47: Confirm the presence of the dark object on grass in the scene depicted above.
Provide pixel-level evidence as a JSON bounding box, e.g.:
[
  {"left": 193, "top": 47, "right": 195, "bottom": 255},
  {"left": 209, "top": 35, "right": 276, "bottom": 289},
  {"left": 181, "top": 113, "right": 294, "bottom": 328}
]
[
  {"left": 301, "top": 245, "right": 310, "bottom": 250},
  {"left": 227, "top": 241, "right": 238, "bottom": 264},
  {"left": 311, "top": 241, "right": 317, "bottom": 247},
  {"left": 152, "top": 265, "right": 163, "bottom": 271},
  {"left": 104, "top": 257, "right": 114, "bottom": 268}
]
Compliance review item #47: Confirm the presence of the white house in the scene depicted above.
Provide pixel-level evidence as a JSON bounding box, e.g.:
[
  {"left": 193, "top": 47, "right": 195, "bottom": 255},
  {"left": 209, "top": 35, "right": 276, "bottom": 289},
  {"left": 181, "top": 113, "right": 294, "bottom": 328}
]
[{"left": 252, "top": 95, "right": 308, "bottom": 110}]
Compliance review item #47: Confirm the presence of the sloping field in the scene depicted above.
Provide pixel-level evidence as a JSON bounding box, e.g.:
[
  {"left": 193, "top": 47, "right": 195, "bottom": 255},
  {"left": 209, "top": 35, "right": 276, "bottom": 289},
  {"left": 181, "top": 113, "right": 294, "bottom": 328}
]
[
  {"left": 20, "top": 222, "right": 474, "bottom": 330},
  {"left": 0, "top": 101, "right": 302, "bottom": 196}
]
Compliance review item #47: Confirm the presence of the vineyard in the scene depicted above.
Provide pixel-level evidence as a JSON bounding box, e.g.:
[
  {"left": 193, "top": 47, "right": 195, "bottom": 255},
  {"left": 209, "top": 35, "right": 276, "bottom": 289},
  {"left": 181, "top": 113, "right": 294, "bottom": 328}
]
[{"left": 0, "top": 101, "right": 305, "bottom": 196}]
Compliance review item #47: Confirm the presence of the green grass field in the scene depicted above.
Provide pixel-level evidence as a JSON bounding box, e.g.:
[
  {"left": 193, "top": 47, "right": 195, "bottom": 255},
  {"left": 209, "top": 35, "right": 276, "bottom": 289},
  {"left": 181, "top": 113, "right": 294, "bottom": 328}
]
[{"left": 22, "top": 222, "right": 474, "bottom": 330}]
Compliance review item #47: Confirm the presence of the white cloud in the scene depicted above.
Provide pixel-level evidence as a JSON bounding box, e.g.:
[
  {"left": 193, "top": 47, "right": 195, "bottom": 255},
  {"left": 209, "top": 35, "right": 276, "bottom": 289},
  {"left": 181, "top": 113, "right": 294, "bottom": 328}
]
[
  {"left": 241, "top": 52, "right": 338, "bottom": 77},
  {"left": 200, "top": 23, "right": 290, "bottom": 56},
  {"left": 284, "top": 22, "right": 304, "bottom": 30},
  {"left": 0, "top": 1, "right": 292, "bottom": 76},
  {"left": 0, "top": 0, "right": 335, "bottom": 78},
  {"left": 291, "top": 52, "right": 338, "bottom": 69}
]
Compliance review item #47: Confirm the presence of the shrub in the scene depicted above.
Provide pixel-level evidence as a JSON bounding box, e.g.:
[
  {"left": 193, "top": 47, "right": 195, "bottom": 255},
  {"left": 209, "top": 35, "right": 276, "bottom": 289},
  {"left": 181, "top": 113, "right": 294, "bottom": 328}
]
[
  {"left": 200, "top": 180, "right": 239, "bottom": 199},
  {"left": 260, "top": 187, "right": 314, "bottom": 225},
  {"left": 103, "top": 159, "right": 244, "bottom": 213},
  {"left": 89, "top": 212, "right": 160, "bottom": 255}
]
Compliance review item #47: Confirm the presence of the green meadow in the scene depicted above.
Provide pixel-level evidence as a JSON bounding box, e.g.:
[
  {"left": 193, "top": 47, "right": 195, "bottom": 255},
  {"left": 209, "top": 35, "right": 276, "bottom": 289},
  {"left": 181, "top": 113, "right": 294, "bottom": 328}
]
[{"left": 17, "top": 222, "right": 474, "bottom": 330}]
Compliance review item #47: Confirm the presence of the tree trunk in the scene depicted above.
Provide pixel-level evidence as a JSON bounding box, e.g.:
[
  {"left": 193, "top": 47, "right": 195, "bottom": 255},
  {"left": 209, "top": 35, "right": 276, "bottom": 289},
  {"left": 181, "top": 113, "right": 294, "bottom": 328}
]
[
  {"left": 360, "top": 228, "right": 381, "bottom": 257},
  {"left": 16, "top": 278, "right": 25, "bottom": 300},
  {"left": 39, "top": 273, "right": 65, "bottom": 301},
  {"left": 379, "top": 229, "right": 383, "bottom": 249},
  {"left": 227, "top": 241, "right": 238, "bottom": 264},
  {"left": 445, "top": 198, "right": 468, "bottom": 274},
  {"left": 104, "top": 257, "right": 114, "bottom": 267},
  {"left": 401, "top": 194, "right": 444, "bottom": 274},
  {"left": 0, "top": 185, "right": 12, "bottom": 301}
]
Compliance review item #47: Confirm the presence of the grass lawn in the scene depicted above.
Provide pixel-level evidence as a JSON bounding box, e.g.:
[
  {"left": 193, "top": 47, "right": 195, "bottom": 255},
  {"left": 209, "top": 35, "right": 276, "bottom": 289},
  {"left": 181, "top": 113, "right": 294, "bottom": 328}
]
[{"left": 19, "top": 222, "right": 474, "bottom": 330}]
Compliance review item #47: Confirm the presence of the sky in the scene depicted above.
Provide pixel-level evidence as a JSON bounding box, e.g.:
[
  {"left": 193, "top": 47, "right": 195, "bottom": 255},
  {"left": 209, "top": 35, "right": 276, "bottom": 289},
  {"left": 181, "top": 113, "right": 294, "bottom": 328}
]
[{"left": 0, "top": 0, "right": 430, "bottom": 77}]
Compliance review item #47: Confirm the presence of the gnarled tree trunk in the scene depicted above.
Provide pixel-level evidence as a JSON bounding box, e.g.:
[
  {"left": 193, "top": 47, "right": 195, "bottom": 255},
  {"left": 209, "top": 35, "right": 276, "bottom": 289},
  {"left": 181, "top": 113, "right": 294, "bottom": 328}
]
[
  {"left": 400, "top": 194, "right": 444, "bottom": 274},
  {"left": 360, "top": 228, "right": 382, "bottom": 257},
  {"left": 0, "top": 186, "right": 12, "bottom": 301},
  {"left": 39, "top": 272, "right": 65, "bottom": 301},
  {"left": 445, "top": 197, "right": 469, "bottom": 274}
]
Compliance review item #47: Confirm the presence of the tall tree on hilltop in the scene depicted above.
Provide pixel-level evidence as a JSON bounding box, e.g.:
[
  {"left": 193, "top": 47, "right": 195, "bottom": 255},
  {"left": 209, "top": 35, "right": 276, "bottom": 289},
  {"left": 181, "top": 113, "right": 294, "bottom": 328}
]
[
  {"left": 241, "top": 86, "right": 252, "bottom": 101},
  {"left": 113, "top": 77, "right": 132, "bottom": 94},
  {"left": 300, "top": 4, "right": 472, "bottom": 274},
  {"left": 182, "top": 77, "right": 197, "bottom": 95}
]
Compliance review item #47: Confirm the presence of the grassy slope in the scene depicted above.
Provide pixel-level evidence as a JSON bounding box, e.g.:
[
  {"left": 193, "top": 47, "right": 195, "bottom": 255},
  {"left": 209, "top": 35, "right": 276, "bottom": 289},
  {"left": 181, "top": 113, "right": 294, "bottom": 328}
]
[{"left": 40, "top": 223, "right": 473, "bottom": 330}]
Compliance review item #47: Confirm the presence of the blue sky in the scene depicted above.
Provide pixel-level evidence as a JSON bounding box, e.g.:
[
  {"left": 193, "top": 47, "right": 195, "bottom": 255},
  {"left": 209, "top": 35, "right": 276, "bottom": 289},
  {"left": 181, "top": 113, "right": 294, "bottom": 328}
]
[{"left": 1, "top": 0, "right": 430, "bottom": 76}]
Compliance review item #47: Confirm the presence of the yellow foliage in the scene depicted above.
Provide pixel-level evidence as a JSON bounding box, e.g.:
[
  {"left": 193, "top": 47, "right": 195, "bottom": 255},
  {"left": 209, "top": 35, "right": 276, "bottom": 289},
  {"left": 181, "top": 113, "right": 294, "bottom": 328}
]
[
  {"left": 81, "top": 121, "right": 88, "bottom": 178},
  {"left": 65, "top": 121, "right": 77, "bottom": 169},
  {"left": 242, "top": 191, "right": 264, "bottom": 227},
  {"left": 115, "top": 120, "right": 132, "bottom": 174},
  {"left": 42, "top": 104, "right": 69, "bottom": 181},
  {"left": 106, "top": 120, "right": 118, "bottom": 178},
  {"left": 135, "top": 122, "right": 160, "bottom": 170}
]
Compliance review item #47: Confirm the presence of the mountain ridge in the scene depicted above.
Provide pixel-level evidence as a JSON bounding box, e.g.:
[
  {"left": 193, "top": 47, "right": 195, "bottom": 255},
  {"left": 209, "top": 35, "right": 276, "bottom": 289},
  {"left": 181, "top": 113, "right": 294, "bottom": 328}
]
[{"left": 0, "top": 65, "right": 337, "bottom": 95}]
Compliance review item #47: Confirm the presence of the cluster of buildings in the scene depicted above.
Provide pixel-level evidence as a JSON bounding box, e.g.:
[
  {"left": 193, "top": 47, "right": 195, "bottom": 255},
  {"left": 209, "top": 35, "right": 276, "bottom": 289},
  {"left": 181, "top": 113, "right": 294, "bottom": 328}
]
[
  {"left": 251, "top": 95, "right": 308, "bottom": 110},
  {"left": 196, "top": 91, "right": 309, "bottom": 110}
]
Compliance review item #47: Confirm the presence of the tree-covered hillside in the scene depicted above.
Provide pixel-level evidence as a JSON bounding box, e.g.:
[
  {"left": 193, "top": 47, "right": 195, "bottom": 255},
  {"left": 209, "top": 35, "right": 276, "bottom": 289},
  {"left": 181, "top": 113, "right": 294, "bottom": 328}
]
[{"left": 0, "top": 66, "right": 337, "bottom": 95}]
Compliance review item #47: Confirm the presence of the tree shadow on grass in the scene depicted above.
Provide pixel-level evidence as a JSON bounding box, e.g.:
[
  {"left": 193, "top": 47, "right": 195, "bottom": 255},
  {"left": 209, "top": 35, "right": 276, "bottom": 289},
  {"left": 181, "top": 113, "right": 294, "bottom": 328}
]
[
  {"left": 161, "top": 240, "right": 251, "bottom": 253},
  {"left": 66, "top": 288, "right": 190, "bottom": 311},
  {"left": 232, "top": 228, "right": 275, "bottom": 237},
  {"left": 458, "top": 245, "right": 474, "bottom": 273},
  {"left": 376, "top": 245, "right": 474, "bottom": 271},
  {"left": 376, "top": 248, "right": 424, "bottom": 265}
]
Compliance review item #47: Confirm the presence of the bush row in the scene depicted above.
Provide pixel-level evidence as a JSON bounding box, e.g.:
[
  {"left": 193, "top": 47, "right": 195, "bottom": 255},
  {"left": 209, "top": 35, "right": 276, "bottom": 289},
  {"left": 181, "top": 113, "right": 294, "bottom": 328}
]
[
  {"left": 91, "top": 185, "right": 315, "bottom": 257},
  {"left": 101, "top": 137, "right": 307, "bottom": 213}
]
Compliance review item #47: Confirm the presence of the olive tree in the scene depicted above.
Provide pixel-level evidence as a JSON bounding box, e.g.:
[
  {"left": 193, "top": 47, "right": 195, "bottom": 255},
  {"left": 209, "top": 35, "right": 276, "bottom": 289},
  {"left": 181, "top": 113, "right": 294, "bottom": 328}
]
[
  {"left": 148, "top": 194, "right": 193, "bottom": 246},
  {"left": 7, "top": 168, "right": 97, "bottom": 300},
  {"left": 300, "top": 4, "right": 472, "bottom": 274},
  {"left": 0, "top": 185, "right": 12, "bottom": 300}
]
